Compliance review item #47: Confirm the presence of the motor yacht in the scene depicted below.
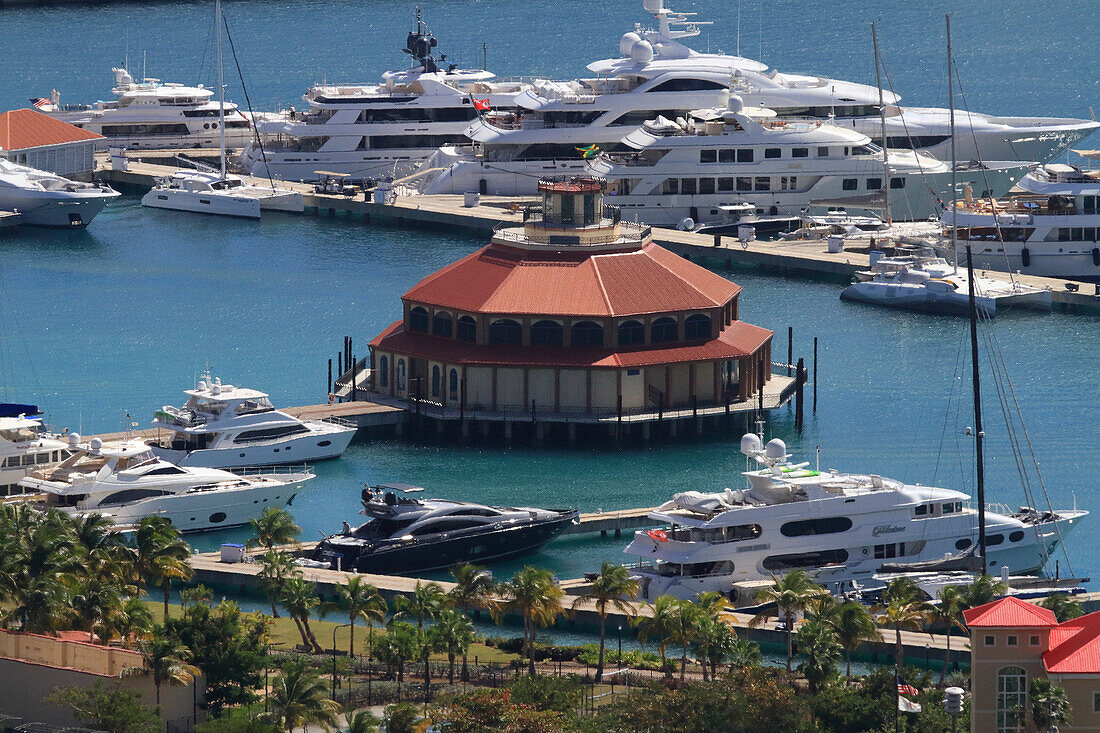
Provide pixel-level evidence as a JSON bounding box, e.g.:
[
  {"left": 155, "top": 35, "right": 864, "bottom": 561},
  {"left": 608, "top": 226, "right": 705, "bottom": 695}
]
[
  {"left": 148, "top": 375, "right": 356, "bottom": 468},
  {"left": 20, "top": 436, "right": 312, "bottom": 531},
  {"left": 624, "top": 434, "right": 1085, "bottom": 602},
  {"left": 36, "top": 67, "right": 257, "bottom": 151},
  {"left": 0, "top": 158, "right": 119, "bottom": 227},
  {"left": 582, "top": 97, "right": 1029, "bottom": 228},
  {"left": 311, "top": 483, "right": 579, "bottom": 573},
  {"left": 840, "top": 249, "right": 1051, "bottom": 316},
  {"left": 237, "top": 11, "right": 529, "bottom": 182},
  {"left": 0, "top": 410, "right": 71, "bottom": 497},
  {"left": 943, "top": 163, "right": 1100, "bottom": 279},
  {"left": 420, "top": 0, "right": 1097, "bottom": 197}
]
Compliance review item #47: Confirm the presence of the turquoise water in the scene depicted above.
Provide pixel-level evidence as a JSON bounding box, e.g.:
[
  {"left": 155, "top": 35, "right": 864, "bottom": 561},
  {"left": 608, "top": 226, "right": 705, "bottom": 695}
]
[{"left": 1, "top": 1, "right": 1099, "bottom": 584}]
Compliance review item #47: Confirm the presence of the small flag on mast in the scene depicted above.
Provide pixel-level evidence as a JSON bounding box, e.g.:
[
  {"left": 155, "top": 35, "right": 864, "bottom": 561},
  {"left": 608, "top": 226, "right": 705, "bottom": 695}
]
[
  {"left": 30, "top": 98, "right": 51, "bottom": 110},
  {"left": 897, "top": 697, "right": 922, "bottom": 713},
  {"left": 575, "top": 144, "right": 601, "bottom": 159},
  {"left": 897, "top": 677, "right": 919, "bottom": 697},
  {"left": 472, "top": 98, "right": 490, "bottom": 111}
]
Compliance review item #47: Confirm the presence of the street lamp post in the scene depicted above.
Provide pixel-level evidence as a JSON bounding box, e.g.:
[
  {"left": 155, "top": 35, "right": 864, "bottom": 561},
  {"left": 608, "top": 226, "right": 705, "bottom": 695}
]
[
  {"left": 617, "top": 625, "right": 623, "bottom": 669},
  {"left": 333, "top": 623, "right": 352, "bottom": 702}
]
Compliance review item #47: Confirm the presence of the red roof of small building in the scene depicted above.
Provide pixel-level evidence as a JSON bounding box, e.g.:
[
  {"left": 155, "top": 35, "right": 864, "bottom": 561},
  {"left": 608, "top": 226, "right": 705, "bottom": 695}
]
[
  {"left": 370, "top": 319, "right": 771, "bottom": 369},
  {"left": 402, "top": 241, "right": 741, "bottom": 318},
  {"left": 1043, "top": 612, "right": 1100, "bottom": 674},
  {"left": 0, "top": 108, "right": 102, "bottom": 151},
  {"left": 963, "top": 596, "right": 1058, "bottom": 628}
]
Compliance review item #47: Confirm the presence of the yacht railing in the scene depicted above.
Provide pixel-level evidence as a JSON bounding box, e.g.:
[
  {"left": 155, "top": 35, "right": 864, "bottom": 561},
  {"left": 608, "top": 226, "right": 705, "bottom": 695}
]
[
  {"left": 231, "top": 465, "right": 316, "bottom": 478},
  {"left": 986, "top": 502, "right": 1015, "bottom": 516},
  {"left": 319, "top": 415, "right": 357, "bottom": 429}
]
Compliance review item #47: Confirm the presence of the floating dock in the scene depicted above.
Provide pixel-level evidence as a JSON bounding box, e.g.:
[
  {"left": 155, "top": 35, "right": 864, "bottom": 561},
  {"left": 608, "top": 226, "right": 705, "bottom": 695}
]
[{"left": 96, "top": 158, "right": 1100, "bottom": 315}]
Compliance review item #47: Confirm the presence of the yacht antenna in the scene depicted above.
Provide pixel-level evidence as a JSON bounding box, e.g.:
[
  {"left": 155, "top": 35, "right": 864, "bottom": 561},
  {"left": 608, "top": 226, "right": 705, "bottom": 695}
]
[
  {"left": 947, "top": 14, "right": 958, "bottom": 273},
  {"left": 736, "top": 0, "right": 740, "bottom": 57},
  {"left": 142, "top": 50, "right": 146, "bottom": 85},
  {"left": 966, "top": 241, "right": 988, "bottom": 576},
  {"left": 871, "top": 24, "right": 891, "bottom": 225},
  {"left": 215, "top": 0, "right": 227, "bottom": 179}
]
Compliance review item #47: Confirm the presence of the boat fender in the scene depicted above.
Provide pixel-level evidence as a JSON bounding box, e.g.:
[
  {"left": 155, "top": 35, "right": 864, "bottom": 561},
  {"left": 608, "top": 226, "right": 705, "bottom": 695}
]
[
  {"left": 328, "top": 392, "right": 335, "bottom": 404},
  {"left": 741, "top": 238, "right": 749, "bottom": 250},
  {"left": 1093, "top": 248, "right": 1100, "bottom": 267},
  {"left": 1021, "top": 247, "right": 1030, "bottom": 268}
]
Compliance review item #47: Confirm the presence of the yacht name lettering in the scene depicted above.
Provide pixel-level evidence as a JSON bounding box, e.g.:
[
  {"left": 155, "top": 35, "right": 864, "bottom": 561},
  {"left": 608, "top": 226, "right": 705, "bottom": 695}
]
[{"left": 872, "top": 524, "right": 905, "bottom": 537}]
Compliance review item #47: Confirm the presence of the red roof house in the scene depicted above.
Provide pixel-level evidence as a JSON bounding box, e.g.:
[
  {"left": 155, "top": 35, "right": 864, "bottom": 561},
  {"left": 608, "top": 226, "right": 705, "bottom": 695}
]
[{"left": 0, "top": 108, "right": 102, "bottom": 178}]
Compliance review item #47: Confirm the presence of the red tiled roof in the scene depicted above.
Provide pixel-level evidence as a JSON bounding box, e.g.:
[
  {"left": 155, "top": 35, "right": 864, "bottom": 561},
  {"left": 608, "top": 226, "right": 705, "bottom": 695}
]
[
  {"left": 402, "top": 241, "right": 741, "bottom": 318},
  {"left": 1043, "top": 612, "right": 1100, "bottom": 674},
  {"left": 0, "top": 108, "right": 102, "bottom": 151},
  {"left": 963, "top": 596, "right": 1057, "bottom": 628},
  {"left": 369, "top": 319, "right": 771, "bottom": 368}
]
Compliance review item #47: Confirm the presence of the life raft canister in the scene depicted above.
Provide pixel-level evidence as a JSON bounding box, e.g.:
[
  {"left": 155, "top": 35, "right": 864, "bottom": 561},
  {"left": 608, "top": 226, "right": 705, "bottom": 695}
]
[{"left": 1021, "top": 247, "right": 1031, "bottom": 268}]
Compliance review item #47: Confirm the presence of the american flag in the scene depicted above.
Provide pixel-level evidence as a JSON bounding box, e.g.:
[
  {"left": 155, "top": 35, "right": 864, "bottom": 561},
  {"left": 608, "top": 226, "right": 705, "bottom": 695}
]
[
  {"left": 30, "top": 98, "right": 50, "bottom": 109},
  {"left": 897, "top": 677, "right": 919, "bottom": 696}
]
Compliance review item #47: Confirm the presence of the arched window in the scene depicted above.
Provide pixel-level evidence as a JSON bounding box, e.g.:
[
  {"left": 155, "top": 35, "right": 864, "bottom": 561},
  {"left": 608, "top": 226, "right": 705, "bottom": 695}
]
[
  {"left": 652, "top": 316, "right": 678, "bottom": 343},
  {"left": 409, "top": 306, "right": 429, "bottom": 333},
  {"left": 432, "top": 311, "right": 453, "bottom": 337},
  {"left": 431, "top": 365, "right": 441, "bottom": 398},
  {"left": 449, "top": 369, "right": 459, "bottom": 401},
  {"left": 530, "top": 320, "right": 563, "bottom": 346},
  {"left": 997, "top": 666, "right": 1027, "bottom": 733},
  {"left": 618, "top": 320, "right": 645, "bottom": 346},
  {"left": 457, "top": 316, "right": 477, "bottom": 342},
  {"left": 378, "top": 355, "right": 389, "bottom": 388},
  {"left": 571, "top": 321, "right": 604, "bottom": 348},
  {"left": 397, "top": 359, "right": 407, "bottom": 391},
  {"left": 684, "top": 313, "right": 712, "bottom": 340},
  {"left": 489, "top": 319, "right": 522, "bottom": 345}
]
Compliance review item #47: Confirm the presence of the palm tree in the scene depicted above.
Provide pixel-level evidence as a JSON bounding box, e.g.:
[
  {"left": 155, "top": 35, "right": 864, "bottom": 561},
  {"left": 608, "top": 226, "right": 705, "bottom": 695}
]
[
  {"left": 796, "top": 618, "right": 842, "bottom": 693},
  {"left": 637, "top": 595, "right": 678, "bottom": 678},
  {"left": 504, "top": 566, "right": 566, "bottom": 676},
  {"left": 394, "top": 581, "right": 447, "bottom": 691},
  {"left": 343, "top": 709, "right": 380, "bottom": 733},
  {"left": 268, "top": 659, "right": 340, "bottom": 733},
  {"left": 448, "top": 563, "right": 498, "bottom": 680},
  {"left": 325, "top": 577, "right": 386, "bottom": 660},
  {"left": 665, "top": 600, "right": 704, "bottom": 681},
  {"left": 373, "top": 621, "right": 420, "bottom": 691},
  {"left": 571, "top": 562, "right": 639, "bottom": 682},
  {"left": 248, "top": 507, "right": 301, "bottom": 552},
  {"left": 0, "top": 506, "right": 81, "bottom": 633},
  {"left": 127, "top": 631, "right": 201, "bottom": 706},
  {"left": 132, "top": 517, "right": 193, "bottom": 618},
  {"left": 279, "top": 577, "right": 323, "bottom": 653},
  {"left": 428, "top": 609, "right": 476, "bottom": 684},
  {"left": 1040, "top": 592, "right": 1084, "bottom": 623},
  {"left": 382, "top": 702, "right": 420, "bottom": 733},
  {"left": 114, "top": 597, "right": 155, "bottom": 648},
  {"left": 727, "top": 637, "right": 763, "bottom": 672},
  {"left": 749, "top": 570, "right": 826, "bottom": 672},
  {"left": 818, "top": 600, "right": 879, "bottom": 678},
  {"left": 960, "top": 574, "right": 1008, "bottom": 609},
  {"left": 180, "top": 583, "right": 214, "bottom": 607},
  {"left": 929, "top": 585, "right": 967, "bottom": 685},
  {"left": 691, "top": 614, "right": 736, "bottom": 681},
  {"left": 258, "top": 549, "right": 301, "bottom": 618},
  {"left": 69, "top": 572, "right": 125, "bottom": 643},
  {"left": 876, "top": 578, "right": 930, "bottom": 670},
  {"left": 1030, "top": 678, "right": 1072, "bottom": 731}
]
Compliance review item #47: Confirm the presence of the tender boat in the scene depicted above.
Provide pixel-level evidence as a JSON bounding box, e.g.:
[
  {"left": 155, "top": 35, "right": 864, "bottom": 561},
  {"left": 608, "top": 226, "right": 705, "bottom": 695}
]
[
  {"left": 0, "top": 158, "right": 119, "bottom": 227},
  {"left": 20, "top": 436, "right": 312, "bottom": 531},
  {"left": 623, "top": 433, "right": 1085, "bottom": 602},
  {"left": 0, "top": 409, "right": 71, "bottom": 497},
  {"left": 148, "top": 375, "right": 356, "bottom": 468},
  {"left": 312, "top": 484, "right": 578, "bottom": 573}
]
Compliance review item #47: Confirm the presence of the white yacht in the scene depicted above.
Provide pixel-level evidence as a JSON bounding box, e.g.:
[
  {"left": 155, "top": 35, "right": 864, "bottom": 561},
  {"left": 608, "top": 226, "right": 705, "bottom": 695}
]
[
  {"left": 148, "top": 376, "right": 356, "bottom": 468},
  {"left": 582, "top": 98, "right": 1029, "bottom": 227},
  {"left": 624, "top": 434, "right": 1085, "bottom": 602},
  {"left": 0, "top": 412, "right": 71, "bottom": 497},
  {"left": 944, "top": 163, "right": 1100, "bottom": 279},
  {"left": 37, "top": 67, "right": 256, "bottom": 151},
  {"left": 20, "top": 437, "right": 312, "bottom": 531},
  {"left": 0, "top": 158, "right": 119, "bottom": 227},
  {"left": 237, "top": 12, "right": 529, "bottom": 182},
  {"left": 840, "top": 250, "right": 1051, "bottom": 316},
  {"left": 421, "top": 0, "right": 1097, "bottom": 197},
  {"left": 141, "top": 0, "right": 304, "bottom": 219}
]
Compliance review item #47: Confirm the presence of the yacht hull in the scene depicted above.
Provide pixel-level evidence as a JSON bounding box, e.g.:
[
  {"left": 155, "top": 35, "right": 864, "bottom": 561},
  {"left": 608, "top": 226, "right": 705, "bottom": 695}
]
[
  {"left": 840, "top": 281, "right": 998, "bottom": 316},
  {"left": 150, "top": 424, "right": 355, "bottom": 468},
  {"left": 241, "top": 145, "right": 429, "bottom": 183},
  {"left": 1, "top": 188, "right": 118, "bottom": 227},
  {"left": 961, "top": 244, "right": 1100, "bottom": 282},
  {"left": 141, "top": 188, "right": 261, "bottom": 218}
]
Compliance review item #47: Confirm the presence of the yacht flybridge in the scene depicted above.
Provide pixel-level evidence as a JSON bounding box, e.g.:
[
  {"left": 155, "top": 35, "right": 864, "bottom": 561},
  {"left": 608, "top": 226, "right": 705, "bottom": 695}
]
[
  {"left": 149, "top": 375, "right": 356, "bottom": 468},
  {"left": 583, "top": 97, "right": 1029, "bottom": 228},
  {"left": 38, "top": 67, "right": 257, "bottom": 151},
  {"left": 20, "top": 437, "right": 313, "bottom": 531},
  {"left": 238, "top": 11, "right": 529, "bottom": 182},
  {"left": 0, "top": 413, "right": 71, "bottom": 497},
  {"left": 0, "top": 158, "right": 119, "bottom": 227},
  {"left": 624, "top": 434, "right": 1085, "bottom": 602},
  {"left": 421, "top": 0, "right": 1097, "bottom": 197}
]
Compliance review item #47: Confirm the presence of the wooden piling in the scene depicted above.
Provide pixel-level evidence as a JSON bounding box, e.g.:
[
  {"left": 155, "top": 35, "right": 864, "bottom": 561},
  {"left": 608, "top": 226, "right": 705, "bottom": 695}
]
[
  {"left": 795, "top": 357, "right": 805, "bottom": 433},
  {"left": 813, "top": 337, "right": 818, "bottom": 414},
  {"left": 787, "top": 326, "right": 793, "bottom": 377}
]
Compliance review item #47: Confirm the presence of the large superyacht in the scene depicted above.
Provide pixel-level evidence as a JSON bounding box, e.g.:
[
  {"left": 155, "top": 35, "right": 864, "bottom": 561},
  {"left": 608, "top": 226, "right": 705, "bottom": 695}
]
[
  {"left": 237, "top": 12, "right": 529, "bottom": 182},
  {"left": 422, "top": 0, "right": 1097, "bottom": 196}
]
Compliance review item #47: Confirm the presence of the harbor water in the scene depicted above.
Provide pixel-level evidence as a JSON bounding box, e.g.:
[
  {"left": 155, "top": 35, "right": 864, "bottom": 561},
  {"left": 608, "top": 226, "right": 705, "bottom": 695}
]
[{"left": 1, "top": 1, "right": 1098, "bottom": 583}]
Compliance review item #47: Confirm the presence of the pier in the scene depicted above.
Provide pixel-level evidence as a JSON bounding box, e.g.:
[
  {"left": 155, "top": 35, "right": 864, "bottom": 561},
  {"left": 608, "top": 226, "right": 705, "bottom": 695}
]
[{"left": 96, "top": 157, "right": 1100, "bottom": 315}]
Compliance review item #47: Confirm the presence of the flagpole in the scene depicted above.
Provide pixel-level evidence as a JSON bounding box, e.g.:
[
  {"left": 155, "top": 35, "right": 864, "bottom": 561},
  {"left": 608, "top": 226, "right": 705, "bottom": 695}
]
[{"left": 895, "top": 667, "right": 900, "bottom": 733}]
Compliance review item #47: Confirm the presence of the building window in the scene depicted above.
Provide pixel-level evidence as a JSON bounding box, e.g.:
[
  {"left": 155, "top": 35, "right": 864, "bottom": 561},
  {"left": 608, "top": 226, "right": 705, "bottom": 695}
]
[
  {"left": 379, "top": 356, "right": 389, "bottom": 388},
  {"left": 571, "top": 321, "right": 604, "bottom": 348},
  {"left": 431, "top": 365, "right": 441, "bottom": 398},
  {"left": 397, "top": 360, "right": 407, "bottom": 391},
  {"left": 684, "top": 313, "right": 711, "bottom": 340},
  {"left": 531, "top": 320, "right": 563, "bottom": 346},
  {"left": 651, "top": 317, "right": 678, "bottom": 343},
  {"left": 489, "top": 319, "right": 522, "bottom": 345},
  {"left": 449, "top": 369, "right": 459, "bottom": 401},
  {"left": 1007, "top": 635, "right": 1018, "bottom": 647},
  {"left": 1030, "top": 635, "right": 1040, "bottom": 646},
  {"left": 1093, "top": 691, "right": 1100, "bottom": 713},
  {"left": 432, "top": 312, "right": 453, "bottom": 337},
  {"left": 457, "top": 315, "right": 477, "bottom": 342},
  {"left": 409, "top": 306, "right": 429, "bottom": 333},
  {"left": 618, "top": 320, "right": 645, "bottom": 346},
  {"left": 985, "top": 635, "right": 995, "bottom": 646},
  {"left": 996, "top": 666, "right": 1027, "bottom": 733}
]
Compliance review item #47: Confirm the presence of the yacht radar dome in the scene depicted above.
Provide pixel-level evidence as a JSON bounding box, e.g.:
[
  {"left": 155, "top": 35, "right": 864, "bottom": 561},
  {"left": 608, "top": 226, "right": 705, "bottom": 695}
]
[
  {"left": 727, "top": 94, "right": 744, "bottom": 114},
  {"left": 620, "top": 32, "right": 642, "bottom": 56},
  {"left": 740, "top": 432, "right": 763, "bottom": 455},
  {"left": 642, "top": 0, "right": 664, "bottom": 12},
  {"left": 631, "top": 40, "right": 654, "bottom": 64},
  {"left": 89, "top": 437, "right": 103, "bottom": 452},
  {"left": 765, "top": 438, "right": 787, "bottom": 460},
  {"left": 68, "top": 433, "right": 80, "bottom": 447},
  {"left": 197, "top": 380, "right": 207, "bottom": 391}
]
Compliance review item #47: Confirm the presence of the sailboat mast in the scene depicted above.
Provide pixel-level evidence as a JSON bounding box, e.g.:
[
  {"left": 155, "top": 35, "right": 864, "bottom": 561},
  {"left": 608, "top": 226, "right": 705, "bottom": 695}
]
[
  {"left": 948, "top": 14, "right": 958, "bottom": 272},
  {"left": 966, "top": 242, "right": 988, "bottom": 575},
  {"left": 871, "top": 24, "right": 891, "bottom": 225},
  {"left": 216, "top": 0, "right": 227, "bottom": 179}
]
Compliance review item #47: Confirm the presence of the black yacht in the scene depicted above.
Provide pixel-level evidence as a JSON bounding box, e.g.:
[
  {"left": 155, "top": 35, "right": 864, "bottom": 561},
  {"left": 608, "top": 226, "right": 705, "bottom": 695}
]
[{"left": 312, "top": 484, "right": 578, "bottom": 574}]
